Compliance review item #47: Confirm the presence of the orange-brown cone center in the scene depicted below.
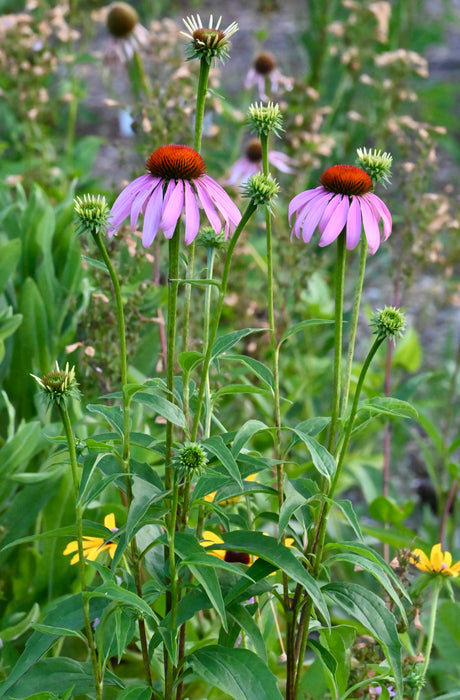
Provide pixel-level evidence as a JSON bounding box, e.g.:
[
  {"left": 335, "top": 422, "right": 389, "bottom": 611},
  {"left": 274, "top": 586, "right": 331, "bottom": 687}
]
[
  {"left": 254, "top": 52, "right": 276, "bottom": 75},
  {"left": 193, "top": 27, "right": 225, "bottom": 44},
  {"left": 245, "top": 139, "right": 262, "bottom": 162},
  {"left": 146, "top": 145, "right": 206, "bottom": 181},
  {"left": 320, "top": 164, "right": 373, "bottom": 196}
]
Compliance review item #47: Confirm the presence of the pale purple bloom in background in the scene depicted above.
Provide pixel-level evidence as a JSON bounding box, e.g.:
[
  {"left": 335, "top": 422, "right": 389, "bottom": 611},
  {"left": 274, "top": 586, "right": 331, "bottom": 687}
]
[
  {"left": 108, "top": 144, "right": 241, "bottom": 246},
  {"left": 245, "top": 52, "right": 294, "bottom": 102},
  {"left": 289, "top": 164, "right": 392, "bottom": 254},
  {"left": 226, "top": 138, "right": 297, "bottom": 186},
  {"left": 374, "top": 685, "right": 396, "bottom": 698}
]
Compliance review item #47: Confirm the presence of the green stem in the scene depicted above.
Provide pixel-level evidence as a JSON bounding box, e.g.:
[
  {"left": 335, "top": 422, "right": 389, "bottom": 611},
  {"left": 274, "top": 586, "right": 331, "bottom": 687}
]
[
  {"left": 414, "top": 578, "right": 442, "bottom": 700},
  {"left": 91, "top": 232, "right": 154, "bottom": 691},
  {"left": 327, "top": 232, "right": 346, "bottom": 452},
  {"left": 341, "top": 237, "right": 367, "bottom": 415},
  {"left": 59, "top": 403, "right": 103, "bottom": 700},
  {"left": 131, "top": 49, "right": 153, "bottom": 100},
  {"left": 191, "top": 202, "right": 257, "bottom": 441},
  {"left": 165, "top": 470, "right": 180, "bottom": 699},
  {"left": 203, "top": 246, "right": 217, "bottom": 438},
  {"left": 165, "top": 224, "right": 181, "bottom": 491}
]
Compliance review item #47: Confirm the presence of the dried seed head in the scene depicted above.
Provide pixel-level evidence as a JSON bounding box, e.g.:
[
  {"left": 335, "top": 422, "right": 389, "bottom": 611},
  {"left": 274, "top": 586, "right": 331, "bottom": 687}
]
[
  {"left": 254, "top": 52, "right": 276, "bottom": 75},
  {"left": 31, "top": 362, "right": 80, "bottom": 407},
  {"left": 245, "top": 138, "right": 262, "bottom": 163},
  {"left": 107, "top": 2, "right": 139, "bottom": 38}
]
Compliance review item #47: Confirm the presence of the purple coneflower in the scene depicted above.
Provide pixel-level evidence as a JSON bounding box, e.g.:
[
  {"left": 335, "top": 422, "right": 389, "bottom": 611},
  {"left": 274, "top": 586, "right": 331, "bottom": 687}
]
[
  {"left": 289, "top": 164, "right": 391, "bottom": 254},
  {"left": 226, "top": 138, "right": 297, "bottom": 186},
  {"left": 108, "top": 144, "right": 241, "bottom": 246},
  {"left": 104, "top": 2, "right": 150, "bottom": 65},
  {"left": 245, "top": 53, "right": 294, "bottom": 102}
]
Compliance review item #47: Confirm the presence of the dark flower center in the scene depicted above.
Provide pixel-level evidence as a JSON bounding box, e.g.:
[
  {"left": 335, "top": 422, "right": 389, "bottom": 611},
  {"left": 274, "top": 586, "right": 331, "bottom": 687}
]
[
  {"left": 107, "top": 2, "right": 138, "bottom": 38},
  {"left": 254, "top": 52, "right": 276, "bottom": 75},
  {"left": 193, "top": 27, "right": 226, "bottom": 46},
  {"left": 245, "top": 138, "right": 262, "bottom": 162},
  {"left": 320, "top": 165, "right": 373, "bottom": 196},
  {"left": 224, "top": 550, "right": 251, "bottom": 565},
  {"left": 146, "top": 145, "right": 206, "bottom": 181}
]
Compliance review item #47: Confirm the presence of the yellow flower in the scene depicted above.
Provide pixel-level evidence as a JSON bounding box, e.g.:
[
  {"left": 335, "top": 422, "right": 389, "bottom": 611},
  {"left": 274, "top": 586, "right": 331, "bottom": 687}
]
[
  {"left": 204, "top": 473, "right": 258, "bottom": 504},
  {"left": 63, "top": 513, "right": 118, "bottom": 565},
  {"left": 410, "top": 543, "right": 460, "bottom": 577},
  {"left": 201, "top": 530, "right": 251, "bottom": 565}
]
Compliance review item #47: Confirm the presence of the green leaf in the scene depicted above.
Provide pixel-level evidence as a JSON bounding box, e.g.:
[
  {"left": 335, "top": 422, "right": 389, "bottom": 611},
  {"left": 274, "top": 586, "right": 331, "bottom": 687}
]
[
  {"left": 0, "top": 238, "right": 21, "bottom": 292},
  {"left": 188, "top": 564, "right": 227, "bottom": 631},
  {"left": 188, "top": 645, "right": 283, "bottom": 700},
  {"left": 358, "top": 397, "right": 418, "bottom": 421},
  {"left": 308, "top": 638, "right": 338, "bottom": 697},
  {"left": 323, "top": 582, "right": 402, "bottom": 695},
  {"left": 86, "top": 404, "right": 124, "bottom": 437},
  {"left": 368, "top": 496, "right": 414, "bottom": 525},
  {"left": 178, "top": 350, "right": 203, "bottom": 373},
  {"left": 0, "top": 309, "right": 22, "bottom": 343},
  {"left": 392, "top": 326, "right": 422, "bottom": 372},
  {"left": 231, "top": 419, "right": 271, "bottom": 458},
  {"left": 333, "top": 500, "right": 364, "bottom": 542},
  {"left": 133, "top": 391, "right": 188, "bottom": 430},
  {"left": 88, "top": 582, "right": 157, "bottom": 622},
  {"left": 211, "top": 328, "right": 267, "bottom": 360},
  {"left": 224, "top": 353, "right": 275, "bottom": 390},
  {"left": 278, "top": 489, "right": 307, "bottom": 536},
  {"left": 0, "top": 604, "right": 40, "bottom": 642},
  {"left": 204, "top": 436, "right": 243, "bottom": 488},
  {"left": 31, "top": 624, "right": 86, "bottom": 643},
  {"left": 217, "top": 531, "right": 329, "bottom": 624},
  {"left": 278, "top": 319, "right": 334, "bottom": 348},
  {"left": 117, "top": 686, "right": 152, "bottom": 700},
  {"left": 214, "top": 384, "right": 271, "bottom": 399},
  {"left": 0, "top": 421, "right": 41, "bottom": 477},
  {"left": 291, "top": 427, "right": 336, "bottom": 481}
]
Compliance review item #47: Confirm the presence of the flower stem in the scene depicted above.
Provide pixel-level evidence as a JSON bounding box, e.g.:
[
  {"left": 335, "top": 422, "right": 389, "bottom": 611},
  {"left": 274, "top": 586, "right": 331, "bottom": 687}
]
[
  {"left": 91, "top": 232, "right": 153, "bottom": 691},
  {"left": 328, "top": 232, "right": 346, "bottom": 452},
  {"left": 191, "top": 202, "right": 257, "bottom": 441},
  {"left": 414, "top": 578, "right": 442, "bottom": 700},
  {"left": 165, "top": 470, "right": 180, "bottom": 699},
  {"left": 203, "top": 246, "right": 217, "bottom": 438},
  {"left": 165, "top": 224, "right": 181, "bottom": 490},
  {"left": 341, "top": 237, "right": 367, "bottom": 415},
  {"left": 58, "top": 403, "right": 103, "bottom": 700}
]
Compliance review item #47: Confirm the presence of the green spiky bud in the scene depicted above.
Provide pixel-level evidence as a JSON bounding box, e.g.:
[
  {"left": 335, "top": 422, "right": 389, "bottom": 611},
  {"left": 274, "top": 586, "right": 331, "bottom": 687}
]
[
  {"left": 176, "top": 442, "right": 208, "bottom": 476},
  {"left": 356, "top": 147, "right": 393, "bottom": 187},
  {"left": 31, "top": 362, "right": 80, "bottom": 407},
  {"left": 196, "top": 226, "right": 227, "bottom": 250},
  {"left": 74, "top": 194, "right": 110, "bottom": 237},
  {"left": 371, "top": 306, "right": 406, "bottom": 341},
  {"left": 242, "top": 173, "right": 280, "bottom": 211},
  {"left": 181, "top": 15, "right": 238, "bottom": 64},
  {"left": 247, "top": 101, "right": 284, "bottom": 138}
]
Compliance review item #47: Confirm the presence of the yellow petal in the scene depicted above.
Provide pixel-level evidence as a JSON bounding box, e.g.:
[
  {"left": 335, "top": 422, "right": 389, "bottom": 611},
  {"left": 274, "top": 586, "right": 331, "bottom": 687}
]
[
  {"left": 204, "top": 491, "right": 216, "bottom": 503},
  {"left": 69, "top": 552, "right": 80, "bottom": 565},
  {"left": 108, "top": 543, "right": 118, "bottom": 559},
  {"left": 63, "top": 540, "right": 79, "bottom": 556},
  {"left": 430, "top": 544, "right": 444, "bottom": 571},
  {"left": 410, "top": 548, "right": 431, "bottom": 572},
  {"left": 449, "top": 560, "right": 460, "bottom": 574},
  {"left": 201, "top": 530, "right": 226, "bottom": 559},
  {"left": 443, "top": 550, "right": 453, "bottom": 568},
  {"left": 104, "top": 513, "right": 116, "bottom": 530}
]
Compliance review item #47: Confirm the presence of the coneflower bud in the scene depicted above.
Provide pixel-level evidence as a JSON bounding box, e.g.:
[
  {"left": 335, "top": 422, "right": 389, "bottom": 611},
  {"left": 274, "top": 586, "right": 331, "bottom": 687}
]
[
  {"left": 176, "top": 442, "right": 208, "bottom": 476},
  {"left": 356, "top": 147, "right": 393, "bottom": 187},
  {"left": 181, "top": 14, "right": 238, "bottom": 64},
  {"left": 242, "top": 173, "right": 280, "bottom": 210},
  {"left": 247, "top": 101, "right": 284, "bottom": 138},
  {"left": 31, "top": 362, "right": 80, "bottom": 407},
  {"left": 74, "top": 194, "right": 110, "bottom": 237},
  {"left": 196, "top": 226, "right": 227, "bottom": 250},
  {"left": 371, "top": 306, "right": 406, "bottom": 341}
]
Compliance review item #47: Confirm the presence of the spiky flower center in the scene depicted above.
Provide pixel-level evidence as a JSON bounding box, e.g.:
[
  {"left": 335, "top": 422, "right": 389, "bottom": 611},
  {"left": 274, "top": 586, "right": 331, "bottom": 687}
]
[
  {"left": 146, "top": 145, "right": 206, "bottom": 181},
  {"left": 245, "top": 139, "right": 262, "bottom": 162},
  {"left": 254, "top": 52, "right": 276, "bottom": 75},
  {"left": 193, "top": 27, "right": 226, "bottom": 47},
  {"left": 107, "top": 2, "right": 138, "bottom": 38},
  {"left": 320, "top": 164, "right": 373, "bottom": 196}
]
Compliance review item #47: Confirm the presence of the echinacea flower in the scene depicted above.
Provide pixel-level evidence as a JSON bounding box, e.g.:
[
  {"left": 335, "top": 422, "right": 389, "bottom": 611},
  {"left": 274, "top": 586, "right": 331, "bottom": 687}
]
[
  {"left": 108, "top": 144, "right": 241, "bottom": 246},
  {"left": 245, "top": 53, "right": 294, "bottom": 103},
  {"left": 410, "top": 543, "right": 460, "bottom": 577},
  {"left": 104, "top": 2, "right": 150, "bottom": 65},
  {"left": 63, "top": 513, "right": 118, "bottom": 565},
  {"left": 226, "top": 138, "right": 297, "bottom": 186},
  {"left": 289, "top": 164, "right": 392, "bottom": 254},
  {"left": 181, "top": 14, "right": 238, "bottom": 64}
]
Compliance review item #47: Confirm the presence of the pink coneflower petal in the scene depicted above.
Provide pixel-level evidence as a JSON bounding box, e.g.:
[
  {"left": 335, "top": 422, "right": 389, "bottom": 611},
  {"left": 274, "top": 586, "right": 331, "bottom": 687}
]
[
  {"left": 318, "top": 195, "right": 350, "bottom": 247},
  {"left": 291, "top": 190, "right": 328, "bottom": 239},
  {"left": 194, "top": 178, "right": 223, "bottom": 233},
  {"left": 345, "top": 196, "right": 362, "bottom": 250},
  {"left": 288, "top": 186, "right": 324, "bottom": 222},
  {"left": 142, "top": 184, "right": 164, "bottom": 247},
  {"left": 366, "top": 192, "right": 392, "bottom": 241},
  {"left": 318, "top": 194, "right": 342, "bottom": 236},
  {"left": 110, "top": 174, "right": 152, "bottom": 225},
  {"left": 360, "top": 196, "right": 380, "bottom": 254},
  {"left": 130, "top": 183, "right": 155, "bottom": 231},
  {"left": 201, "top": 175, "right": 242, "bottom": 227},
  {"left": 160, "top": 180, "right": 184, "bottom": 232},
  {"left": 299, "top": 193, "right": 331, "bottom": 243},
  {"left": 269, "top": 151, "right": 297, "bottom": 174},
  {"left": 184, "top": 180, "right": 200, "bottom": 244}
]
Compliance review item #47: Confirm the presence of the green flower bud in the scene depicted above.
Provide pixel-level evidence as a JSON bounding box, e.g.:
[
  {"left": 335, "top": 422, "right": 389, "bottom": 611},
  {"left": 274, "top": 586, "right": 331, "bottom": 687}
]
[
  {"left": 247, "top": 101, "right": 284, "bottom": 138},
  {"left": 196, "top": 226, "right": 227, "bottom": 250},
  {"left": 176, "top": 442, "right": 208, "bottom": 476},
  {"left": 371, "top": 306, "right": 406, "bottom": 341},
  {"left": 74, "top": 194, "right": 110, "bottom": 237},
  {"left": 242, "top": 172, "right": 280, "bottom": 211},
  {"left": 356, "top": 147, "right": 393, "bottom": 187},
  {"left": 31, "top": 362, "right": 80, "bottom": 407}
]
